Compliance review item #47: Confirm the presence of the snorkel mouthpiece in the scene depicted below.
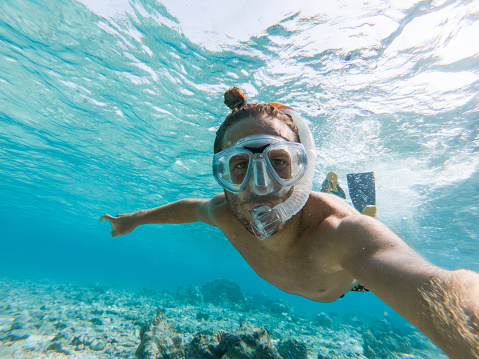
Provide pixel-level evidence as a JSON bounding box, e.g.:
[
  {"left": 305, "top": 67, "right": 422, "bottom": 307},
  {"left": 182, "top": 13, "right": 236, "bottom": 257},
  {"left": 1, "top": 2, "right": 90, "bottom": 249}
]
[{"left": 250, "top": 205, "right": 282, "bottom": 239}]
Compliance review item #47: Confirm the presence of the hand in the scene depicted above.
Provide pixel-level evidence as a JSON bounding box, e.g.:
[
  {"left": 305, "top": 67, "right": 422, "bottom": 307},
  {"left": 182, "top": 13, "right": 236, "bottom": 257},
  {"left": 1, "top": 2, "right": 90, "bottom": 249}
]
[{"left": 100, "top": 213, "right": 138, "bottom": 237}]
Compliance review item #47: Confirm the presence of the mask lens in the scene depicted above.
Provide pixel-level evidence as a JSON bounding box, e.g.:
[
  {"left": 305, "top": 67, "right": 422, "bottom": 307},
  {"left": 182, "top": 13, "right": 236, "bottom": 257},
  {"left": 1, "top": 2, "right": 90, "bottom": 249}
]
[
  {"left": 267, "top": 148, "right": 293, "bottom": 180},
  {"left": 228, "top": 153, "right": 250, "bottom": 185},
  {"left": 213, "top": 149, "right": 252, "bottom": 193},
  {"left": 267, "top": 144, "right": 307, "bottom": 186}
]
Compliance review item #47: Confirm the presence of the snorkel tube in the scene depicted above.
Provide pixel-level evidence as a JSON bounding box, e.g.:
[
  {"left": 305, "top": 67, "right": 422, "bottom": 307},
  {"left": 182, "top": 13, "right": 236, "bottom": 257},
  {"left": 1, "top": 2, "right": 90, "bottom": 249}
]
[{"left": 250, "top": 103, "right": 316, "bottom": 239}]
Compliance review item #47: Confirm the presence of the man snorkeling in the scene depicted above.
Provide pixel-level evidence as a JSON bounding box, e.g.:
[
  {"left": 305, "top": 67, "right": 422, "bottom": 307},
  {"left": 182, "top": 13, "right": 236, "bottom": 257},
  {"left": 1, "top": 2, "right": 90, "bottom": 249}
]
[{"left": 101, "top": 87, "right": 479, "bottom": 359}]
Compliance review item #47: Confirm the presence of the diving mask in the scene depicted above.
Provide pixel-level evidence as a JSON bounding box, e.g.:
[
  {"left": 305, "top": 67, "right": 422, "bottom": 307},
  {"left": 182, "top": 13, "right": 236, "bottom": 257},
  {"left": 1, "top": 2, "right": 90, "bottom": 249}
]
[{"left": 213, "top": 135, "right": 307, "bottom": 196}]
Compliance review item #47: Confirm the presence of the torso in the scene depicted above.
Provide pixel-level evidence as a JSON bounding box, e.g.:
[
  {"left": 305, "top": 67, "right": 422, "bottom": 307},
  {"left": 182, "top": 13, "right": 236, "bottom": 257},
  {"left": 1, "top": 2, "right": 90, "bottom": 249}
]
[{"left": 211, "top": 191, "right": 360, "bottom": 302}]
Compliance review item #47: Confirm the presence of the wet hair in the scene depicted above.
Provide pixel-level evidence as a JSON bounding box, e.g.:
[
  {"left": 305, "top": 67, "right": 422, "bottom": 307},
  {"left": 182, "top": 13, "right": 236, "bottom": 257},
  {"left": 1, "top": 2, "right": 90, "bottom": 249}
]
[{"left": 214, "top": 87, "right": 300, "bottom": 154}]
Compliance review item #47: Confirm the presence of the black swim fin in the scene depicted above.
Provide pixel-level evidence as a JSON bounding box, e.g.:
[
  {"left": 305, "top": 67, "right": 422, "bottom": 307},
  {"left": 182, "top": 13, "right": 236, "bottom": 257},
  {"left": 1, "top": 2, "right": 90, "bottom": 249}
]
[{"left": 346, "top": 172, "right": 376, "bottom": 215}]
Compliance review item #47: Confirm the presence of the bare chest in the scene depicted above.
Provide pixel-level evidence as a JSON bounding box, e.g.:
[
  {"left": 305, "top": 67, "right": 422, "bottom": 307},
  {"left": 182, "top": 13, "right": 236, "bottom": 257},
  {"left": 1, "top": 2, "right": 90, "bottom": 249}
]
[{"left": 230, "top": 236, "right": 355, "bottom": 302}]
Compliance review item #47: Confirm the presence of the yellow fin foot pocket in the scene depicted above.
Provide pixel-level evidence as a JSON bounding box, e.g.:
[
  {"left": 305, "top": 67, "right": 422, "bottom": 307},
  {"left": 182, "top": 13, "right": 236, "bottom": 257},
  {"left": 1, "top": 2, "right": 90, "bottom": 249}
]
[
  {"left": 325, "top": 171, "right": 339, "bottom": 190},
  {"left": 362, "top": 205, "right": 377, "bottom": 218}
]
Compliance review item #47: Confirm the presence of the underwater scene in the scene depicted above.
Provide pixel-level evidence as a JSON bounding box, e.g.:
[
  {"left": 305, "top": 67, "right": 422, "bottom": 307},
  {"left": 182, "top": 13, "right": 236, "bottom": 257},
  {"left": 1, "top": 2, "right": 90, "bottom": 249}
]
[{"left": 0, "top": 0, "right": 478, "bottom": 358}]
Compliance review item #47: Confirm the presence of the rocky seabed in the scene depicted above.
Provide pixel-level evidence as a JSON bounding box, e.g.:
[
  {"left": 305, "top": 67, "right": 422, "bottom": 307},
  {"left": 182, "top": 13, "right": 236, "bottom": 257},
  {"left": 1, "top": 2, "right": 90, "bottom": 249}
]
[{"left": 0, "top": 278, "right": 447, "bottom": 358}]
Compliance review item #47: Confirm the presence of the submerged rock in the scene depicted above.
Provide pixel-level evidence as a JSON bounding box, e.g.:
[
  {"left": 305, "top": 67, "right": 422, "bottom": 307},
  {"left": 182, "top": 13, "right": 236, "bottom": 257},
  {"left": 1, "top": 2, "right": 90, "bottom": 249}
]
[
  {"left": 136, "top": 309, "right": 185, "bottom": 359},
  {"left": 215, "top": 326, "right": 282, "bottom": 359},
  {"left": 90, "top": 339, "right": 106, "bottom": 351},
  {"left": 201, "top": 279, "right": 248, "bottom": 310},
  {"left": 265, "top": 299, "right": 294, "bottom": 316},
  {"left": 138, "top": 308, "right": 282, "bottom": 359},
  {"left": 11, "top": 310, "right": 36, "bottom": 330},
  {"left": 47, "top": 342, "right": 71, "bottom": 355},
  {"left": 7, "top": 330, "right": 30, "bottom": 341},
  {"left": 177, "top": 285, "right": 204, "bottom": 305},
  {"left": 315, "top": 313, "right": 333, "bottom": 327},
  {"left": 90, "top": 317, "right": 103, "bottom": 326},
  {"left": 196, "top": 312, "right": 210, "bottom": 321},
  {"left": 187, "top": 331, "right": 221, "bottom": 359},
  {"left": 277, "top": 338, "right": 308, "bottom": 359},
  {"left": 91, "top": 283, "right": 108, "bottom": 294}
]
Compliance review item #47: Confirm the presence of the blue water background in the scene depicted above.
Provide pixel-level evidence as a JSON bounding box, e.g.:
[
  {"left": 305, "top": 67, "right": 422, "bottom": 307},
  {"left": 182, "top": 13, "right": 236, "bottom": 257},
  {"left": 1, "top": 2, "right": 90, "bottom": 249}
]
[{"left": 1, "top": 0, "right": 478, "bottom": 323}]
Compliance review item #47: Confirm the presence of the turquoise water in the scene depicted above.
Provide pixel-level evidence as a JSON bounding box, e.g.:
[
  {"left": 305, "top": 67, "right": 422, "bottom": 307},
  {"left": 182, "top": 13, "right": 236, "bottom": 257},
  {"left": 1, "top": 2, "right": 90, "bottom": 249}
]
[{"left": 0, "top": 0, "right": 478, "bottom": 355}]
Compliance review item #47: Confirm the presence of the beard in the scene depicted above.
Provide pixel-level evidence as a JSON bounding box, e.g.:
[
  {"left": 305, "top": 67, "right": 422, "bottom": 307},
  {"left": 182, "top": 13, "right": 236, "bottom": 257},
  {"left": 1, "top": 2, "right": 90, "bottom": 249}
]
[
  {"left": 224, "top": 187, "right": 294, "bottom": 236},
  {"left": 225, "top": 191, "right": 255, "bottom": 234}
]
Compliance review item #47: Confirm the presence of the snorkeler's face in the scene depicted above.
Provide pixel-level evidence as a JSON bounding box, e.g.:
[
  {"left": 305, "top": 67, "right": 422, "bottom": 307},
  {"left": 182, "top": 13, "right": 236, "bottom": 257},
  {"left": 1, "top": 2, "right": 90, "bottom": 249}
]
[{"left": 221, "top": 116, "right": 297, "bottom": 230}]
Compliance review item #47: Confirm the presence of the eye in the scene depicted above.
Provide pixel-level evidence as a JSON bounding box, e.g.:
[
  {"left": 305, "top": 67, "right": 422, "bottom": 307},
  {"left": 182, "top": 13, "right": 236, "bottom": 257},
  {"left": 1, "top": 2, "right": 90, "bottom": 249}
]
[
  {"left": 229, "top": 154, "right": 250, "bottom": 172},
  {"left": 268, "top": 146, "right": 294, "bottom": 170},
  {"left": 270, "top": 153, "right": 290, "bottom": 167},
  {"left": 271, "top": 159, "right": 286, "bottom": 166},
  {"left": 235, "top": 161, "right": 248, "bottom": 169}
]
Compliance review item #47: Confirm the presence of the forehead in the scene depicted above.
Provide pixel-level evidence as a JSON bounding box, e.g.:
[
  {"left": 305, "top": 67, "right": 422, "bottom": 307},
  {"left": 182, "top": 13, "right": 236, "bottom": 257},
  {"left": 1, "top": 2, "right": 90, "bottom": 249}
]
[{"left": 222, "top": 116, "right": 296, "bottom": 150}]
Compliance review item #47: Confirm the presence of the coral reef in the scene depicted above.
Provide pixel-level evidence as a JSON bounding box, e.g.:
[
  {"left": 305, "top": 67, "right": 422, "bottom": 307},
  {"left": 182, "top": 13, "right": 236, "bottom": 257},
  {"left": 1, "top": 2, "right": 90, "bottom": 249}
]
[{"left": 0, "top": 278, "right": 446, "bottom": 358}]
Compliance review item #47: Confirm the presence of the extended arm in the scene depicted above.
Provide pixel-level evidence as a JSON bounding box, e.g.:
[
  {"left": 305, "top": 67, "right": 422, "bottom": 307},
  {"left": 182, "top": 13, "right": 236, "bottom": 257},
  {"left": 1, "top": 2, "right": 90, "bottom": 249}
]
[
  {"left": 100, "top": 197, "right": 220, "bottom": 237},
  {"left": 338, "top": 215, "right": 479, "bottom": 359}
]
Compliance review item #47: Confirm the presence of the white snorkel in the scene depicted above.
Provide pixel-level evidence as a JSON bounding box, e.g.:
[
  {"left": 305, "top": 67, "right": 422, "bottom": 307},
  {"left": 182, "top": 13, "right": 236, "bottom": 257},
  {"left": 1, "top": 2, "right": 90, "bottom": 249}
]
[{"left": 250, "top": 102, "right": 316, "bottom": 239}]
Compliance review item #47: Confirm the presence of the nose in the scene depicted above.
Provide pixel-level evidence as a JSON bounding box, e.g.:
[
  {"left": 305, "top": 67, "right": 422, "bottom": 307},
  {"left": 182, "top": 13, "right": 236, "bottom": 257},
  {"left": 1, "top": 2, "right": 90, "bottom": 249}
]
[{"left": 252, "top": 156, "right": 272, "bottom": 195}]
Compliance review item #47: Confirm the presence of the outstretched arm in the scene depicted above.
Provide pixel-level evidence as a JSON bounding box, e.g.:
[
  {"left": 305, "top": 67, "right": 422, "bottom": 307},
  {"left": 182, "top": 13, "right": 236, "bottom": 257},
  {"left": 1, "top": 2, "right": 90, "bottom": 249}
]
[
  {"left": 100, "top": 196, "right": 221, "bottom": 237},
  {"left": 337, "top": 215, "right": 479, "bottom": 359}
]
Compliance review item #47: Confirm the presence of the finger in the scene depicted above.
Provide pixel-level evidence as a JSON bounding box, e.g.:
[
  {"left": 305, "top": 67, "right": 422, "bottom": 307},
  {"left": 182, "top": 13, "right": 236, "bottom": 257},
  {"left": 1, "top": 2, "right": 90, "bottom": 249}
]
[{"left": 100, "top": 214, "right": 113, "bottom": 222}]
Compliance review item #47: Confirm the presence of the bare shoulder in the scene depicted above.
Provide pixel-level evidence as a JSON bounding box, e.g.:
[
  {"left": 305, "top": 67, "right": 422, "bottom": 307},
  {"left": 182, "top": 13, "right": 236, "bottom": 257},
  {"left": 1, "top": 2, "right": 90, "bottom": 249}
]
[
  {"left": 301, "top": 191, "right": 359, "bottom": 233},
  {"left": 335, "top": 212, "right": 413, "bottom": 263},
  {"left": 303, "top": 193, "right": 421, "bottom": 270},
  {"left": 336, "top": 214, "right": 411, "bottom": 252},
  {"left": 192, "top": 193, "right": 228, "bottom": 227},
  {"left": 208, "top": 192, "right": 228, "bottom": 209},
  {"left": 205, "top": 193, "right": 235, "bottom": 225},
  {"left": 304, "top": 191, "right": 357, "bottom": 218},
  {"left": 296, "top": 192, "right": 366, "bottom": 268}
]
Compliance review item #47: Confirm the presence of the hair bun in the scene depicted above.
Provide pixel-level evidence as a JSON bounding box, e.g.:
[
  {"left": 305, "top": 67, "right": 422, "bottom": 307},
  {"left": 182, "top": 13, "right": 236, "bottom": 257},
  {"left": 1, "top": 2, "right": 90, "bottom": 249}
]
[{"left": 224, "top": 87, "right": 246, "bottom": 110}]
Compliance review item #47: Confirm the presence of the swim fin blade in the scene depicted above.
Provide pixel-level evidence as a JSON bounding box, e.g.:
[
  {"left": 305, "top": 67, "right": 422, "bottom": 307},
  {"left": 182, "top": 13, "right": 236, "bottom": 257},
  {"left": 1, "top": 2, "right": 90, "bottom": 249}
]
[{"left": 346, "top": 172, "right": 376, "bottom": 214}]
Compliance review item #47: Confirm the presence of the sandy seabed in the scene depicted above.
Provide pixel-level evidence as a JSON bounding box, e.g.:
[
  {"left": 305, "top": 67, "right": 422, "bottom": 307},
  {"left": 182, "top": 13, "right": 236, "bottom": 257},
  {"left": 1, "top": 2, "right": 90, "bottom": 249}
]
[{"left": 0, "top": 277, "right": 447, "bottom": 359}]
